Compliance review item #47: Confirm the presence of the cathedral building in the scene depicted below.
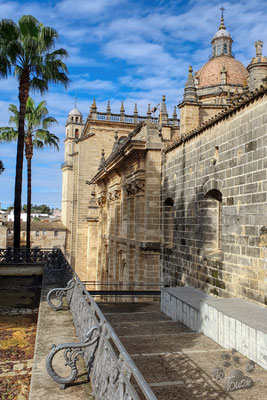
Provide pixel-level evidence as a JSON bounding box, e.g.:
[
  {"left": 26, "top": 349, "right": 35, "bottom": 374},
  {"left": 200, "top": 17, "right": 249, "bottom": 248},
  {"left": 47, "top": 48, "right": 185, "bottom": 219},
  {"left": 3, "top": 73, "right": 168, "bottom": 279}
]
[{"left": 61, "top": 14, "right": 267, "bottom": 304}]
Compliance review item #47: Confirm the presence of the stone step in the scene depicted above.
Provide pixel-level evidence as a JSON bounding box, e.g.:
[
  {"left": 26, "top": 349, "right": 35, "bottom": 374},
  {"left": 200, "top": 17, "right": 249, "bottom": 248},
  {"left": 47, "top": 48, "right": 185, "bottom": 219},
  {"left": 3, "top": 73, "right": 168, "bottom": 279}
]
[
  {"left": 111, "top": 320, "right": 191, "bottom": 336},
  {"left": 104, "top": 310, "right": 170, "bottom": 324},
  {"left": 100, "top": 303, "right": 267, "bottom": 400},
  {"left": 119, "top": 332, "right": 222, "bottom": 355}
]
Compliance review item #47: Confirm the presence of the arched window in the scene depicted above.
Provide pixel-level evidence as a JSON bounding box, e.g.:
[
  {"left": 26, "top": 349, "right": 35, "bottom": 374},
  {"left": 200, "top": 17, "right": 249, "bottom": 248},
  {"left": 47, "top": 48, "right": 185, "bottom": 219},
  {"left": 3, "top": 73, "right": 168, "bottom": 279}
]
[
  {"left": 223, "top": 43, "right": 227, "bottom": 55},
  {"left": 163, "top": 197, "right": 174, "bottom": 247},
  {"left": 217, "top": 44, "right": 221, "bottom": 55},
  {"left": 205, "top": 189, "right": 222, "bottom": 250},
  {"left": 75, "top": 129, "right": 79, "bottom": 138}
]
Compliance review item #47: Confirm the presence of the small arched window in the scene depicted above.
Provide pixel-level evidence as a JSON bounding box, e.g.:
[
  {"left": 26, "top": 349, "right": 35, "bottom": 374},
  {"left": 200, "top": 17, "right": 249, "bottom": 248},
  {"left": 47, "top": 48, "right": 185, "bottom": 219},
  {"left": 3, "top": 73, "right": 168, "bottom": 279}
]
[
  {"left": 205, "top": 189, "right": 222, "bottom": 250},
  {"left": 163, "top": 197, "right": 174, "bottom": 247},
  {"left": 75, "top": 129, "right": 79, "bottom": 138},
  {"left": 223, "top": 43, "right": 227, "bottom": 55}
]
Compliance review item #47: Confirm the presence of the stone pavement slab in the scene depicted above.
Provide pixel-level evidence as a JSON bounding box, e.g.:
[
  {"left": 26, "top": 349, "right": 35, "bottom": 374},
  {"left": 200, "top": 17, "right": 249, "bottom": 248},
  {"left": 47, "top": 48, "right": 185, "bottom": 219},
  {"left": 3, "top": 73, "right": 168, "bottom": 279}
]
[
  {"left": 29, "top": 286, "right": 94, "bottom": 400},
  {"left": 100, "top": 302, "right": 267, "bottom": 400}
]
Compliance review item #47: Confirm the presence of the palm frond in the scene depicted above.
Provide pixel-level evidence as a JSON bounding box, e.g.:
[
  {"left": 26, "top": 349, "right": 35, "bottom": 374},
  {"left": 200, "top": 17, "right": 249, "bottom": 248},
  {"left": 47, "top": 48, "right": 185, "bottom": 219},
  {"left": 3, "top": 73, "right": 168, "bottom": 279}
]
[
  {"left": 0, "top": 53, "right": 11, "bottom": 78},
  {"left": 18, "top": 15, "right": 39, "bottom": 39},
  {"left": 0, "top": 19, "right": 19, "bottom": 42},
  {"left": 30, "top": 77, "right": 48, "bottom": 93},
  {"left": 0, "top": 127, "right": 18, "bottom": 141}
]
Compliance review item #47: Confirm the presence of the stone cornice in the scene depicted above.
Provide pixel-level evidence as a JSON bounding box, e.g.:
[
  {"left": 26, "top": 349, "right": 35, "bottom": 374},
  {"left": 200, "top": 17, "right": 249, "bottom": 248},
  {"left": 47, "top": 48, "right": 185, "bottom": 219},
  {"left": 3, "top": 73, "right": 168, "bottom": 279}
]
[{"left": 166, "top": 85, "right": 267, "bottom": 153}]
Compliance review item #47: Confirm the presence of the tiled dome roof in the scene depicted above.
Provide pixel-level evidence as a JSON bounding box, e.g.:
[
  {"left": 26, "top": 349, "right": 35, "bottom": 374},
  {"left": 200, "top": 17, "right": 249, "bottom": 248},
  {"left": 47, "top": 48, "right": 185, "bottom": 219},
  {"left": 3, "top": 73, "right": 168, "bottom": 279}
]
[
  {"left": 68, "top": 107, "right": 82, "bottom": 116},
  {"left": 212, "top": 28, "right": 231, "bottom": 40},
  {"left": 197, "top": 56, "right": 248, "bottom": 87}
]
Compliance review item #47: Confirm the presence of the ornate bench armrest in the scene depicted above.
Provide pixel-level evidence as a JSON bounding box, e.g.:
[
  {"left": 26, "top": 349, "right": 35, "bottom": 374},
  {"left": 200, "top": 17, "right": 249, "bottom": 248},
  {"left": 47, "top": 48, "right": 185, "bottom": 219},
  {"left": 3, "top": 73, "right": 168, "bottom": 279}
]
[
  {"left": 47, "top": 279, "right": 75, "bottom": 310},
  {"left": 46, "top": 325, "right": 101, "bottom": 389}
]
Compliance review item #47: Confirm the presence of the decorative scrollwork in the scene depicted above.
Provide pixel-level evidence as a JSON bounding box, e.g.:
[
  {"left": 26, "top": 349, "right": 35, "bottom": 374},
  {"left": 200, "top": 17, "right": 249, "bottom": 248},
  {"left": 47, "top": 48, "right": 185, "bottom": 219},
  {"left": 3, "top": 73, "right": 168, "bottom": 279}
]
[
  {"left": 46, "top": 325, "right": 101, "bottom": 389},
  {"left": 47, "top": 279, "right": 75, "bottom": 310}
]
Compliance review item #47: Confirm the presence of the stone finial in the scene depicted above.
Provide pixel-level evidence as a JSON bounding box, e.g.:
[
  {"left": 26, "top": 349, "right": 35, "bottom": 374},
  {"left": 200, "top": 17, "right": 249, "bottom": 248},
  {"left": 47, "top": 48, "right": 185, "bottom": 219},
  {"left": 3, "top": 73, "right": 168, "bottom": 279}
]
[
  {"left": 184, "top": 66, "right": 197, "bottom": 102},
  {"left": 133, "top": 103, "right": 138, "bottom": 115},
  {"left": 91, "top": 99, "right": 97, "bottom": 111},
  {"left": 147, "top": 104, "right": 151, "bottom": 118},
  {"left": 133, "top": 103, "right": 138, "bottom": 123},
  {"left": 172, "top": 106, "right": 178, "bottom": 126},
  {"left": 112, "top": 130, "right": 119, "bottom": 153},
  {"left": 98, "top": 149, "right": 105, "bottom": 170},
  {"left": 160, "top": 95, "right": 168, "bottom": 124},
  {"left": 255, "top": 40, "right": 263, "bottom": 59},
  {"left": 106, "top": 100, "right": 111, "bottom": 120},
  {"left": 120, "top": 101, "right": 125, "bottom": 122},
  {"left": 186, "top": 66, "right": 195, "bottom": 87},
  {"left": 91, "top": 99, "right": 97, "bottom": 120}
]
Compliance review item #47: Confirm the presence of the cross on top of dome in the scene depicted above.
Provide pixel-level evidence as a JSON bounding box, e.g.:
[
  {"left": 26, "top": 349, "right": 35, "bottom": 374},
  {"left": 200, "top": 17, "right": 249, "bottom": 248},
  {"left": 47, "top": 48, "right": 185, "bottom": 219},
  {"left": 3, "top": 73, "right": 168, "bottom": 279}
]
[
  {"left": 211, "top": 8, "right": 233, "bottom": 58},
  {"left": 219, "top": 6, "right": 226, "bottom": 30}
]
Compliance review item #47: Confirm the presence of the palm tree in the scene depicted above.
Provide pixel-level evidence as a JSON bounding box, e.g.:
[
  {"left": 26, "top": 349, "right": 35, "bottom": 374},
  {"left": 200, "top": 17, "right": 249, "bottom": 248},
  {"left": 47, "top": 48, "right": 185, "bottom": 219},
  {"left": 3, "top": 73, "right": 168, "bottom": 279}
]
[
  {"left": 0, "top": 15, "right": 69, "bottom": 248},
  {"left": 0, "top": 97, "right": 59, "bottom": 249}
]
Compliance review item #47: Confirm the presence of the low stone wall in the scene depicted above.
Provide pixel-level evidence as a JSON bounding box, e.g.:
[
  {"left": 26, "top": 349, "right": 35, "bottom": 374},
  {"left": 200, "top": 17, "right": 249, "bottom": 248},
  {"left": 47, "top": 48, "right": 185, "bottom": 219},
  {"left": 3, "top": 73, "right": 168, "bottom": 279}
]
[{"left": 162, "top": 286, "right": 267, "bottom": 370}]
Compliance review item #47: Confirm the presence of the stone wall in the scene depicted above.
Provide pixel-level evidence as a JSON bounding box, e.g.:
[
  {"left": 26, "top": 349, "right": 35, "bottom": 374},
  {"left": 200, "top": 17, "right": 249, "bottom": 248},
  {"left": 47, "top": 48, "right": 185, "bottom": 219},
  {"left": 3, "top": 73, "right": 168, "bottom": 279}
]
[
  {"left": 163, "top": 92, "right": 267, "bottom": 304},
  {"left": 0, "top": 223, "right": 7, "bottom": 248}
]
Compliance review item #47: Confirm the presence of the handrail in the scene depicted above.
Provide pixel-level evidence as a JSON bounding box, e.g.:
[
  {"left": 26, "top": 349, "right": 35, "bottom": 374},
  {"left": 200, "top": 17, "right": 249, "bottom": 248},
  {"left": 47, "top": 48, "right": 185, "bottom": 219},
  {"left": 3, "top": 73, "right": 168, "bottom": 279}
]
[{"left": 38, "top": 248, "right": 158, "bottom": 399}]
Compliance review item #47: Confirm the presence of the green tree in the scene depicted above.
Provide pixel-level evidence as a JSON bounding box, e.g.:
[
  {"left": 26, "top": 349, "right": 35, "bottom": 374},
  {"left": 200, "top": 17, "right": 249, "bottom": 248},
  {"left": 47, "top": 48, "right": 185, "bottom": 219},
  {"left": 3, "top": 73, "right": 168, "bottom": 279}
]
[
  {"left": 0, "top": 15, "right": 69, "bottom": 248},
  {"left": 0, "top": 97, "right": 59, "bottom": 249}
]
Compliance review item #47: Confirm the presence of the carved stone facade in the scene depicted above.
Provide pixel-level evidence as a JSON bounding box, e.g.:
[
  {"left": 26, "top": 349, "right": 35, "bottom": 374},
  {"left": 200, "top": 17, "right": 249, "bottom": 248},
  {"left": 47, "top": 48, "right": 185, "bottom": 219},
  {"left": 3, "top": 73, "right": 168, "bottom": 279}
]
[{"left": 88, "top": 122, "right": 167, "bottom": 294}]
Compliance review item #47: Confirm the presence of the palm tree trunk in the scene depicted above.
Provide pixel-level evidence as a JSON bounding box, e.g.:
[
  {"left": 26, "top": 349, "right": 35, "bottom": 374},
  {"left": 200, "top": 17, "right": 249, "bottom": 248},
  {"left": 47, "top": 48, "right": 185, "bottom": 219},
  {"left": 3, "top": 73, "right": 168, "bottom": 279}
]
[
  {"left": 13, "top": 73, "right": 29, "bottom": 249},
  {"left": 26, "top": 156, "right": 32, "bottom": 250}
]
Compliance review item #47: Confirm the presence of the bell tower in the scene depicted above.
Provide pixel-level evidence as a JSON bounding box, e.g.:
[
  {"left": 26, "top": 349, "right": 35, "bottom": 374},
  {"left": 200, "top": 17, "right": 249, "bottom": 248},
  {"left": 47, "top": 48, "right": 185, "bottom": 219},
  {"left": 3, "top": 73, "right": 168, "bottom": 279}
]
[{"left": 61, "top": 106, "right": 84, "bottom": 233}]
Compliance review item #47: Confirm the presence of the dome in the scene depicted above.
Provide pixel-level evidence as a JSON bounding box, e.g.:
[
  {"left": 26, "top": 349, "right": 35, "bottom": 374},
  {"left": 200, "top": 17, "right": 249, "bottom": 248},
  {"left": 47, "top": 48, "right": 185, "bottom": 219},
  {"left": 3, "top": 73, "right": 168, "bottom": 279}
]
[
  {"left": 68, "top": 107, "right": 82, "bottom": 116},
  {"left": 212, "top": 28, "right": 231, "bottom": 40},
  {"left": 197, "top": 56, "right": 248, "bottom": 87}
]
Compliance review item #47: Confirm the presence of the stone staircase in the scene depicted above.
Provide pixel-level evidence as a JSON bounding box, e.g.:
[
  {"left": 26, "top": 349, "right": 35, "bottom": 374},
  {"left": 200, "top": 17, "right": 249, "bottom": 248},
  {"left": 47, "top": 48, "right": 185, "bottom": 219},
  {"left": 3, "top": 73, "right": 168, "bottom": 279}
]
[{"left": 99, "top": 302, "right": 267, "bottom": 400}]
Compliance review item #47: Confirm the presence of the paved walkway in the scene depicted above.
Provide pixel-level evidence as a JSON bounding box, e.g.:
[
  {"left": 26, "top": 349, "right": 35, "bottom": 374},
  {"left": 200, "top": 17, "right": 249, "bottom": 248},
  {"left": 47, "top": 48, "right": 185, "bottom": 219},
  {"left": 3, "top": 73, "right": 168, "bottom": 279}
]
[
  {"left": 99, "top": 302, "right": 267, "bottom": 400},
  {"left": 29, "top": 286, "right": 94, "bottom": 400}
]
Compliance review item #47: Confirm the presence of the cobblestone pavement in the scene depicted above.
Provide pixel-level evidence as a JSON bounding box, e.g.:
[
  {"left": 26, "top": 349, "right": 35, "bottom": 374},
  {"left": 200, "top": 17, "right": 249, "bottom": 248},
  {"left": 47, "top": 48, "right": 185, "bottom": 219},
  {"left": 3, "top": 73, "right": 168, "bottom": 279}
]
[{"left": 99, "top": 302, "right": 267, "bottom": 400}]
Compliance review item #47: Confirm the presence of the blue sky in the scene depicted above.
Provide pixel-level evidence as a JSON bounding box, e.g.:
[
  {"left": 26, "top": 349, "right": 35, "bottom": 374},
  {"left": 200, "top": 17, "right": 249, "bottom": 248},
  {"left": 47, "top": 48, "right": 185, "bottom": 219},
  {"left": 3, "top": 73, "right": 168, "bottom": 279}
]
[{"left": 0, "top": 0, "right": 267, "bottom": 209}]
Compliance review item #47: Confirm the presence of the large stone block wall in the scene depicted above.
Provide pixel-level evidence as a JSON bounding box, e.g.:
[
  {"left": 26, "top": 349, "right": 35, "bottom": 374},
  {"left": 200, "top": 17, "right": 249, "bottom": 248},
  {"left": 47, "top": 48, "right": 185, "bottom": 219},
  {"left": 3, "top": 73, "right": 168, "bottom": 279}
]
[{"left": 163, "top": 94, "right": 267, "bottom": 304}]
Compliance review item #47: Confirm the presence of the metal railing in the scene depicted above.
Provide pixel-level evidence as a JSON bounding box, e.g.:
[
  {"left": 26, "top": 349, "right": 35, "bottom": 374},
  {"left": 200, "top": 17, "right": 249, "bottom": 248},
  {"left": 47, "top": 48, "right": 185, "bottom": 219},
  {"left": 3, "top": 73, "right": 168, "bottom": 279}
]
[
  {"left": 82, "top": 280, "right": 164, "bottom": 297},
  {"left": 0, "top": 248, "right": 62, "bottom": 264},
  {"left": 11, "top": 248, "right": 158, "bottom": 399}
]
